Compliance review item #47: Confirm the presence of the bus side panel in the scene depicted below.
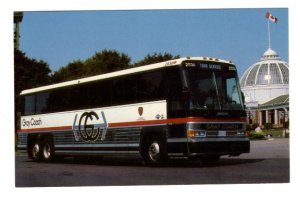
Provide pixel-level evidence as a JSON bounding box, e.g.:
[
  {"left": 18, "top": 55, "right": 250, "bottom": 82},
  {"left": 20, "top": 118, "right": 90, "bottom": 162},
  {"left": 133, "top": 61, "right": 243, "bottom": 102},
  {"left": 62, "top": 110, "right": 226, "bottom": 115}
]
[
  {"left": 18, "top": 100, "right": 168, "bottom": 157},
  {"left": 19, "top": 100, "right": 167, "bottom": 133}
]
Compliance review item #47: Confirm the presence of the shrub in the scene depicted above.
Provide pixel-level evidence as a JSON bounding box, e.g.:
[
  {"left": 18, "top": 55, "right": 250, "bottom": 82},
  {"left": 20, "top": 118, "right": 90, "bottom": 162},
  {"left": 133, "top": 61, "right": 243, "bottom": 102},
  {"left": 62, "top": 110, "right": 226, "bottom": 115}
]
[{"left": 248, "top": 132, "right": 265, "bottom": 140}]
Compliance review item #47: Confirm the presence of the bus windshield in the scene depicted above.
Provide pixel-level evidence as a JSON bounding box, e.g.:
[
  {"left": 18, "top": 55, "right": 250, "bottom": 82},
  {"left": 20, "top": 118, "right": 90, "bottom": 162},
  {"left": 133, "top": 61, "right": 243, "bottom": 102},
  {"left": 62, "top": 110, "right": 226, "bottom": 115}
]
[{"left": 185, "top": 65, "right": 244, "bottom": 116}]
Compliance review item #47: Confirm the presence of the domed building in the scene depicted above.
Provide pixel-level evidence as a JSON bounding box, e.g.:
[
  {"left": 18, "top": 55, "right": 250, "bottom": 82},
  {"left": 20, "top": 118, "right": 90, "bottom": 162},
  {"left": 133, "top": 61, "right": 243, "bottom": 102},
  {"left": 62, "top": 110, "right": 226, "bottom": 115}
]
[
  {"left": 240, "top": 47, "right": 289, "bottom": 127},
  {"left": 240, "top": 47, "right": 289, "bottom": 106}
]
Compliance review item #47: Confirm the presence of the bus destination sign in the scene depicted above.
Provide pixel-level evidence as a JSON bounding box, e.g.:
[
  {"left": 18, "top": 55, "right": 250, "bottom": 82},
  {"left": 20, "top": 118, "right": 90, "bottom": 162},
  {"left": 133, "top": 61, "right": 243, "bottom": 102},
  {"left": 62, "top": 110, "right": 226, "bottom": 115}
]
[{"left": 184, "top": 62, "right": 222, "bottom": 70}]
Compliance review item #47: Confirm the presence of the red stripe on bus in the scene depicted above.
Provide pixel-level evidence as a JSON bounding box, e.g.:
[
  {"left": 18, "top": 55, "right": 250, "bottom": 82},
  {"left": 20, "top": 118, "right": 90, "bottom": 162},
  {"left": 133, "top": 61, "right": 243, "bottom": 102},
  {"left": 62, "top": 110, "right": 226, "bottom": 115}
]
[
  {"left": 108, "top": 117, "right": 246, "bottom": 127},
  {"left": 17, "top": 117, "right": 246, "bottom": 133}
]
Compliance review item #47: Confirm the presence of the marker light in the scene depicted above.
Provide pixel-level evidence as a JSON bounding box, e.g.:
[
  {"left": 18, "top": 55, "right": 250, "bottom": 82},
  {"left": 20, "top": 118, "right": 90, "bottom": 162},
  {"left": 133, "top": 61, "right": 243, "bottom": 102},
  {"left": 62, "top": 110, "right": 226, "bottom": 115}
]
[{"left": 187, "top": 129, "right": 195, "bottom": 138}]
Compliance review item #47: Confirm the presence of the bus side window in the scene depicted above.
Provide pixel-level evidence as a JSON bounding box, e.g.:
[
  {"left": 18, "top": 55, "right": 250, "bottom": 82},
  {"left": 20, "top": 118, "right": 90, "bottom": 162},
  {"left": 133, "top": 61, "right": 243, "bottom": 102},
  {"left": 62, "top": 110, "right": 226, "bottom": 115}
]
[
  {"left": 112, "top": 75, "right": 137, "bottom": 106},
  {"left": 36, "top": 92, "right": 49, "bottom": 114},
  {"left": 137, "top": 70, "right": 163, "bottom": 102},
  {"left": 24, "top": 95, "right": 35, "bottom": 115},
  {"left": 73, "top": 85, "right": 89, "bottom": 110},
  {"left": 89, "top": 80, "right": 112, "bottom": 108},
  {"left": 48, "top": 89, "right": 65, "bottom": 112},
  {"left": 48, "top": 88, "right": 73, "bottom": 112}
]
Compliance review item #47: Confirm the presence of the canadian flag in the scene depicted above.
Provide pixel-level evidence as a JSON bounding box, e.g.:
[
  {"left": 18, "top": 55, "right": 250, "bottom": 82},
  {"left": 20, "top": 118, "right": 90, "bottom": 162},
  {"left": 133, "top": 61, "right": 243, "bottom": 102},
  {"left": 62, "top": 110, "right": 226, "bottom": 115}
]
[{"left": 266, "top": 12, "right": 278, "bottom": 23}]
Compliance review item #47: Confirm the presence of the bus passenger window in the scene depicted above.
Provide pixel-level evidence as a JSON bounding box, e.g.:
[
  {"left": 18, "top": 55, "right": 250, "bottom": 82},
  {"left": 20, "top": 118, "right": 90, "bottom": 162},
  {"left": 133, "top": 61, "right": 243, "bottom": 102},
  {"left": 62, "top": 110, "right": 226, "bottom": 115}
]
[
  {"left": 112, "top": 76, "right": 137, "bottom": 105},
  {"left": 36, "top": 92, "right": 49, "bottom": 113},
  {"left": 137, "top": 71, "right": 162, "bottom": 102},
  {"left": 89, "top": 80, "right": 112, "bottom": 108},
  {"left": 24, "top": 95, "right": 35, "bottom": 115}
]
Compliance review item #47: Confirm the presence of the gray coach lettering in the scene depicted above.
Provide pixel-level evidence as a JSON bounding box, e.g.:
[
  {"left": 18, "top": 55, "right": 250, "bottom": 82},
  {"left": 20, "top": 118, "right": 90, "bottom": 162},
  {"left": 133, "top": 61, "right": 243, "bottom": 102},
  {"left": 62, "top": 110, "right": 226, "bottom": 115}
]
[
  {"left": 22, "top": 118, "right": 42, "bottom": 127},
  {"left": 31, "top": 118, "right": 42, "bottom": 126}
]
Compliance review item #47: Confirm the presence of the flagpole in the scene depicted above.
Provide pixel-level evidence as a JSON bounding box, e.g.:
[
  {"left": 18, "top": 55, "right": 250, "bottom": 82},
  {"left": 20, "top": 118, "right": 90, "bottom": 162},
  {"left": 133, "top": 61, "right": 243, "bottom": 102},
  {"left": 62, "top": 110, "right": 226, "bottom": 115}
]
[{"left": 268, "top": 18, "right": 271, "bottom": 49}]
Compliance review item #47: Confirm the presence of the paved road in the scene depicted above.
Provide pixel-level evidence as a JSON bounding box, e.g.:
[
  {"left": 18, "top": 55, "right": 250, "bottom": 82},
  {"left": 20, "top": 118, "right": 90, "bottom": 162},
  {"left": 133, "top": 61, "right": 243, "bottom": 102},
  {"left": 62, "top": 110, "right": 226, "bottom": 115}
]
[{"left": 15, "top": 138, "right": 289, "bottom": 187}]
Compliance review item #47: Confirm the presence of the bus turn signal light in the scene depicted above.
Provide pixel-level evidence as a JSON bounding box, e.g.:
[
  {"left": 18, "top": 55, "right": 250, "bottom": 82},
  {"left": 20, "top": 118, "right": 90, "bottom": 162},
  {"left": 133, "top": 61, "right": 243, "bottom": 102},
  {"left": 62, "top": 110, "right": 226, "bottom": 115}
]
[
  {"left": 187, "top": 129, "right": 195, "bottom": 138},
  {"left": 187, "top": 129, "right": 207, "bottom": 138}
]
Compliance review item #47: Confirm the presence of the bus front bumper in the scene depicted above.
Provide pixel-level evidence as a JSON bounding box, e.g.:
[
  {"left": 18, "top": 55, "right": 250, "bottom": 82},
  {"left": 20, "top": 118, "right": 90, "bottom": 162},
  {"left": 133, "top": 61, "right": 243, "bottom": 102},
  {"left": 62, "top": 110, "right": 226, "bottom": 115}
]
[
  {"left": 167, "top": 137, "right": 250, "bottom": 157},
  {"left": 187, "top": 137, "right": 250, "bottom": 157}
]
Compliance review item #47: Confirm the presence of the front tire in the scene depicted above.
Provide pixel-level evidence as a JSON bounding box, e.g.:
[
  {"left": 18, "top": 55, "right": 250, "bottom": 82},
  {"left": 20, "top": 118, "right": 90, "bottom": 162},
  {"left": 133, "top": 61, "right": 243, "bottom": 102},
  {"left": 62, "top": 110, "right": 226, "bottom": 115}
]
[{"left": 142, "top": 136, "right": 167, "bottom": 166}]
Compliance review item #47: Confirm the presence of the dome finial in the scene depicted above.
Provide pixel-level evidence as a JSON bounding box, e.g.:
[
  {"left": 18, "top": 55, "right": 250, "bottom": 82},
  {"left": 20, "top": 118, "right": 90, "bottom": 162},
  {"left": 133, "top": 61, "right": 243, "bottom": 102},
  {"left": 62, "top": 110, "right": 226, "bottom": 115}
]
[{"left": 261, "top": 47, "right": 281, "bottom": 61}]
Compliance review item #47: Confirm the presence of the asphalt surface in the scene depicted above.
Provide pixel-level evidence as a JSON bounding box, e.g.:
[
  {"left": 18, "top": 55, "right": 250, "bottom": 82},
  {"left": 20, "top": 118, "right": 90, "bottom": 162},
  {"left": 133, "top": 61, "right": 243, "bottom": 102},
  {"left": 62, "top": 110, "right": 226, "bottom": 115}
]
[{"left": 15, "top": 138, "right": 289, "bottom": 187}]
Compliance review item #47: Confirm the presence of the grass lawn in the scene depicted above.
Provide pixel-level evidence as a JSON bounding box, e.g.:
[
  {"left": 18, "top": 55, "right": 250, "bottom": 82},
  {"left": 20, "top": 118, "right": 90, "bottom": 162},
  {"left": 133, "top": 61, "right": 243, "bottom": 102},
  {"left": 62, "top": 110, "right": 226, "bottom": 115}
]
[{"left": 249, "top": 128, "right": 289, "bottom": 139}]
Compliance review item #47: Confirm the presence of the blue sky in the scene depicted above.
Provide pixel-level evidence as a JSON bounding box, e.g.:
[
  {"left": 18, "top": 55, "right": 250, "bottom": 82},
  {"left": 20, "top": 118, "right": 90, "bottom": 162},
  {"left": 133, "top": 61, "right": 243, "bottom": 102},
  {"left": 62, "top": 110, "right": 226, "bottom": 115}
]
[{"left": 19, "top": 8, "right": 288, "bottom": 77}]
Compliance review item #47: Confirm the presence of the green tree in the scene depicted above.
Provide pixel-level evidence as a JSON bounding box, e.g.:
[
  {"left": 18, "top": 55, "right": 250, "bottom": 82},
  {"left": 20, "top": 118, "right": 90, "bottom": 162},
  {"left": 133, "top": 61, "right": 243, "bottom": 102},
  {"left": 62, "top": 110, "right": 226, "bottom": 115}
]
[
  {"left": 133, "top": 52, "right": 180, "bottom": 67},
  {"left": 51, "top": 50, "right": 180, "bottom": 84},
  {"left": 84, "top": 49, "right": 131, "bottom": 75},
  {"left": 14, "top": 49, "right": 51, "bottom": 97},
  {"left": 52, "top": 60, "right": 85, "bottom": 83},
  {"left": 52, "top": 49, "right": 131, "bottom": 83}
]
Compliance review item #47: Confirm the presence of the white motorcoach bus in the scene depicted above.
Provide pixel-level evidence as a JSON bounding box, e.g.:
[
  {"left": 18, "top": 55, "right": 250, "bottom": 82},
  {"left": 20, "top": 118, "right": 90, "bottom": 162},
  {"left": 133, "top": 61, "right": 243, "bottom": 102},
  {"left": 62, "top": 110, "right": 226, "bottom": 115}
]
[{"left": 17, "top": 57, "right": 250, "bottom": 165}]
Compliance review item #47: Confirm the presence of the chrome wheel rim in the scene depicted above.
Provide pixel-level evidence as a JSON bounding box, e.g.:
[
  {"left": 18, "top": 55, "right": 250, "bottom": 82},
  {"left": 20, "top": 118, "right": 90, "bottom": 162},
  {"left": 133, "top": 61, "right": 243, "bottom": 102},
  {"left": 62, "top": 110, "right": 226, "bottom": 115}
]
[
  {"left": 32, "top": 144, "right": 40, "bottom": 159},
  {"left": 43, "top": 144, "right": 51, "bottom": 159},
  {"left": 148, "top": 142, "right": 160, "bottom": 161}
]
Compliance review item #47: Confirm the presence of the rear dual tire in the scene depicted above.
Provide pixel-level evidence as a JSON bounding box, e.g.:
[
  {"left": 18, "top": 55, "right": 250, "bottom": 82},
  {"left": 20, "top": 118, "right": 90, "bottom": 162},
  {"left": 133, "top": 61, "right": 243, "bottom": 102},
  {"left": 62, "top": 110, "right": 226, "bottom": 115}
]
[
  {"left": 29, "top": 139, "right": 55, "bottom": 162},
  {"left": 42, "top": 141, "right": 54, "bottom": 162},
  {"left": 30, "top": 142, "right": 42, "bottom": 161}
]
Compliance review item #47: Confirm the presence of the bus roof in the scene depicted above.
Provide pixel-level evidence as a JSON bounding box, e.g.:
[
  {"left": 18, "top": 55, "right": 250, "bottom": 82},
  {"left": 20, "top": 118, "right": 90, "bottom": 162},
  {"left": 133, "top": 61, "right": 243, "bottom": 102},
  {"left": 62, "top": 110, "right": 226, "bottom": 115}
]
[{"left": 20, "top": 57, "right": 234, "bottom": 95}]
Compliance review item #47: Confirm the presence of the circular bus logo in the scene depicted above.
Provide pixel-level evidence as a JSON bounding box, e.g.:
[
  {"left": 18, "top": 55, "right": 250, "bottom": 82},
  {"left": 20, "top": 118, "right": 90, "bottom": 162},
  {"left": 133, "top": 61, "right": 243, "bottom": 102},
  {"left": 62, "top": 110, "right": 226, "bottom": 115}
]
[
  {"left": 72, "top": 111, "right": 108, "bottom": 142},
  {"left": 78, "top": 111, "right": 100, "bottom": 141}
]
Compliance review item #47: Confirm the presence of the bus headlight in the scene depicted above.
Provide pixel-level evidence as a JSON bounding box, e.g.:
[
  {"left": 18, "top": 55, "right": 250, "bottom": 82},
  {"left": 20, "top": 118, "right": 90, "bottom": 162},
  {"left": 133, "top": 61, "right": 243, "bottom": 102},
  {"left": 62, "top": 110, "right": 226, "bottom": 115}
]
[
  {"left": 237, "top": 131, "right": 245, "bottom": 136},
  {"left": 187, "top": 129, "right": 206, "bottom": 138}
]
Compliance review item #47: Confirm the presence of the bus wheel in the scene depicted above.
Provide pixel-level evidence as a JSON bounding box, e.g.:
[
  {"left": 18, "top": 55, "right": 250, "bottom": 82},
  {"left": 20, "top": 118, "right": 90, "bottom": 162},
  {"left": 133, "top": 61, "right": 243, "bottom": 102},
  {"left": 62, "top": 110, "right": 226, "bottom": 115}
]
[
  {"left": 142, "top": 136, "right": 166, "bottom": 166},
  {"left": 30, "top": 142, "right": 42, "bottom": 161},
  {"left": 41, "top": 139, "right": 55, "bottom": 162}
]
